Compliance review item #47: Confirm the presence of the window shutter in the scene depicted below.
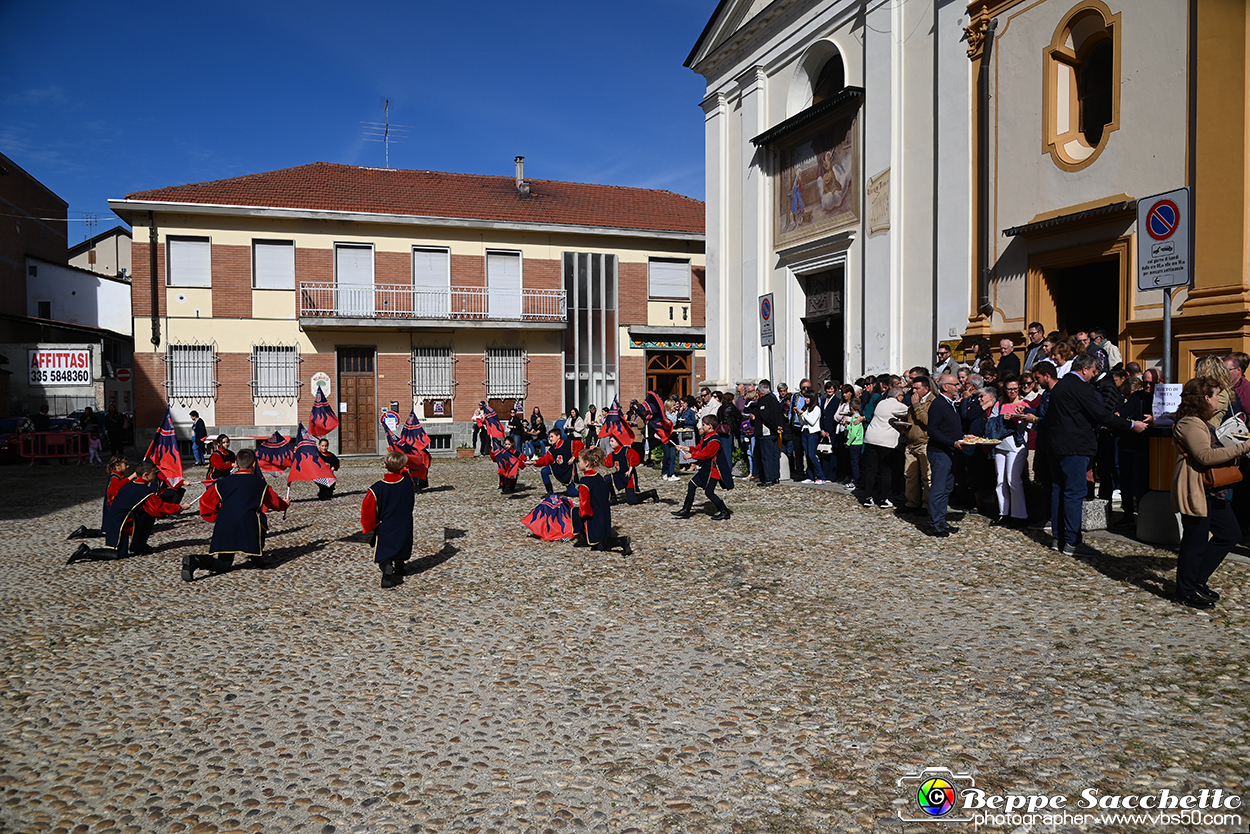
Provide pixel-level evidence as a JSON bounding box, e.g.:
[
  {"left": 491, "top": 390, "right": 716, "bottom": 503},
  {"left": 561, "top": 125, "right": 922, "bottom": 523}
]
[
  {"left": 254, "top": 241, "right": 295, "bottom": 289},
  {"left": 413, "top": 248, "right": 450, "bottom": 317},
  {"left": 648, "top": 259, "right": 690, "bottom": 299},
  {"left": 168, "top": 238, "right": 211, "bottom": 287}
]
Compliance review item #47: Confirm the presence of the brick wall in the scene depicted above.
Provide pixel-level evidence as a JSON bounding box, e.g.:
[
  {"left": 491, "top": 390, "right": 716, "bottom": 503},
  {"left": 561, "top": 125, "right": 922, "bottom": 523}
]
[
  {"left": 212, "top": 243, "right": 252, "bottom": 318},
  {"left": 451, "top": 255, "right": 485, "bottom": 288},
  {"left": 618, "top": 261, "right": 647, "bottom": 326},
  {"left": 691, "top": 266, "right": 706, "bottom": 327},
  {"left": 296, "top": 247, "right": 332, "bottom": 284},
  {"left": 619, "top": 354, "right": 646, "bottom": 400},
  {"left": 526, "top": 257, "right": 561, "bottom": 290},
  {"left": 215, "top": 353, "right": 254, "bottom": 426},
  {"left": 131, "top": 241, "right": 168, "bottom": 318},
  {"left": 524, "top": 353, "right": 562, "bottom": 423},
  {"left": 376, "top": 251, "right": 409, "bottom": 286},
  {"left": 134, "top": 352, "right": 165, "bottom": 427},
  {"left": 0, "top": 154, "right": 66, "bottom": 318},
  {"left": 377, "top": 352, "right": 412, "bottom": 415}
]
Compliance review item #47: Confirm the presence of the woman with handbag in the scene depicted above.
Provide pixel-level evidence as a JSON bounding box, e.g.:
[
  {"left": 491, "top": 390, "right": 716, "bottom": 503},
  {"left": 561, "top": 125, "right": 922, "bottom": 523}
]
[
  {"left": 985, "top": 379, "right": 1031, "bottom": 527},
  {"left": 799, "top": 397, "right": 826, "bottom": 484},
  {"left": 1172, "top": 378, "right": 1250, "bottom": 609}
]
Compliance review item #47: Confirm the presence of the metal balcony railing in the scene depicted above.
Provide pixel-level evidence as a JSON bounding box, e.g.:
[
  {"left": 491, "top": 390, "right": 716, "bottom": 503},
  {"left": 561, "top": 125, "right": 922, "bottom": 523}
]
[{"left": 298, "top": 283, "right": 566, "bottom": 322}]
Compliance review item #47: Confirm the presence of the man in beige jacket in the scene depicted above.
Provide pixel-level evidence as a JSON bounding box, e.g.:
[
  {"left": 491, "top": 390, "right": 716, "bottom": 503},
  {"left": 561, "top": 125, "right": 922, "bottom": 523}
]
[{"left": 903, "top": 375, "right": 935, "bottom": 515}]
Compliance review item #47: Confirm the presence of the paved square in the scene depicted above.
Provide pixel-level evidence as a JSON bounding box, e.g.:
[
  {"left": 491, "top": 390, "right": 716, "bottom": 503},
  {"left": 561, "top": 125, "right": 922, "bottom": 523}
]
[{"left": 1, "top": 459, "right": 1247, "bottom": 833}]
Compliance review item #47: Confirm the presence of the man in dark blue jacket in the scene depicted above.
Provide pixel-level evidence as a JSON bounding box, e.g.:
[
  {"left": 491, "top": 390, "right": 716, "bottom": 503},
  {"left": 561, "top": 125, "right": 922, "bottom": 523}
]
[
  {"left": 753, "top": 380, "right": 783, "bottom": 486},
  {"left": 925, "top": 375, "right": 966, "bottom": 537},
  {"left": 1046, "top": 354, "right": 1147, "bottom": 555}
]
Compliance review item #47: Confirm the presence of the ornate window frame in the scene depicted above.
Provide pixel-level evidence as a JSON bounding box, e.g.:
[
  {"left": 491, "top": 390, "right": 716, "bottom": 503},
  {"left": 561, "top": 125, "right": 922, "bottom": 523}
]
[{"left": 1043, "top": 0, "right": 1121, "bottom": 172}]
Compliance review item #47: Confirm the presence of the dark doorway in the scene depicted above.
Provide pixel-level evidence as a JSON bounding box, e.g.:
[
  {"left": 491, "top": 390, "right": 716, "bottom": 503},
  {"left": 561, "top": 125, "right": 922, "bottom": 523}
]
[
  {"left": 1045, "top": 259, "right": 1120, "bottom": 338},
  {"left": 646, "top": 351, "right": 692, "bottom": 401},
  {"left": 800, "top": 268, "right": 845, "bottom": 386}
]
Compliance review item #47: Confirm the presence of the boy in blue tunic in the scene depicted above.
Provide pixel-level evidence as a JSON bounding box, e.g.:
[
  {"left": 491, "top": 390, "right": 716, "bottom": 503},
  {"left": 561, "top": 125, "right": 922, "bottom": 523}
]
[
  {"left": 361, "top": 450, "right": 416, "bottom": 588},
  {"left": 672, "top": 415, "right": 735, "bottom": 521},
  {"left": 185, "top": 448, "right": 289, "bottom": 581},
  {"left": 68, "top": 461, "right": 188, "bottom": 563},
  {"left": 572, "top": 447, "right": 632, "bottom": 555}
]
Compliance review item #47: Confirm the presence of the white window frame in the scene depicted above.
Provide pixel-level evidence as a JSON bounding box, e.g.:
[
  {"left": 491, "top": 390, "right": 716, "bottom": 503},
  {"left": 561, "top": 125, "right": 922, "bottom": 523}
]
[
  {"left": 485, "top": 347, "right": 527, "bottom": 398},
  {"left": 485, "top": 249, "right": 523, "bottom": 319},
  {"left": 166, "top": 236, "right": 212, "bottom": 288},
  {"left": 252, "top": 239, "right": 296, "bottom": 290},
  {"left": 412, "top": 246, "right": 451, "bottom": 318},
  {"left": 648, "top": 257, "right": 691, "bottom": 301},
  {"left": 164, "top": 342, "right": 219, "bottom": 403},
  {"left": 249, "top": 344, "right": 302, "bottom": 402},
  {"left": 410, "top": 346, "right": 456, "bottom": 400}
]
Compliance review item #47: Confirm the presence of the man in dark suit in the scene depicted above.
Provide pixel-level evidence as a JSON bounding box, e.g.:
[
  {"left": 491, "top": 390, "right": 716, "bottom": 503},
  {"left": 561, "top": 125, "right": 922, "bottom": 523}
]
[
  {"left": 1046, "top": 354, "right": 1148, "bottom": 555},
  {"left": 925, "top": 374, "right": 966, "bottom": 537},
  {"left": 753, "top": 380, "right": 783, "bottom": 486},
  {"left": 997, "top": 338, "right": 1021, "bottom": 379},
  {"left": 1022, "top": 322, "right": 1047, "bottom": 371}
]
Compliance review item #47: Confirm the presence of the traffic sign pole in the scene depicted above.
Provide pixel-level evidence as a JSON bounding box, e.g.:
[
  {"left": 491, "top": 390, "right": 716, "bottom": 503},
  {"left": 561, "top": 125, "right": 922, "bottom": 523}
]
[{"left": 1163, "top": 287, "right": 1173, "bottom": 383}]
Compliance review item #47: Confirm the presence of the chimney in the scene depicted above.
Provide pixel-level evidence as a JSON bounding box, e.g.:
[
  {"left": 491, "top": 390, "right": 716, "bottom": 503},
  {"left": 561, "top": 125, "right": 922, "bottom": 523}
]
[{"left": 515, "top": 156, "right": 531, "bottom": 197}]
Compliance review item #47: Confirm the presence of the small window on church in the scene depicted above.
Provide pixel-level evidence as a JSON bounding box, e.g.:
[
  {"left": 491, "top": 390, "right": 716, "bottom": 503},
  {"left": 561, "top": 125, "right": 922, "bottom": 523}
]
[
  {"left": 1044, "top": 2, "right": 1120, "bottom": 171},
  {"left": 811, "top": 56, "right": 844, "bottom": 105}
]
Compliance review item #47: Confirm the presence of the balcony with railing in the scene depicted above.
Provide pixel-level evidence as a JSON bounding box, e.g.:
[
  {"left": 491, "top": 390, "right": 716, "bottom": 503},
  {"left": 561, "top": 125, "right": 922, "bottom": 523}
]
[{"left": 298, "top": 283, "right": 567, "bottom": 329}]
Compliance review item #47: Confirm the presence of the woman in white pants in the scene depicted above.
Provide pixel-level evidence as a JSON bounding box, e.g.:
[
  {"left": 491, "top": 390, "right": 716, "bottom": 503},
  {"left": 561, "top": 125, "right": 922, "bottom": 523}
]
[{"left": 989, "top": 378, "right": 1030, "bottom": 527}]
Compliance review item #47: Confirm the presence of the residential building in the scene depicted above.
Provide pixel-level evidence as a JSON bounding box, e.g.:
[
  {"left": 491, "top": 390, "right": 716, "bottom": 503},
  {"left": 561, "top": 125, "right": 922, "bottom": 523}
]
[
  {"left": 685, "top": 0, "right": 974, "bottom": 387},
  {"left": 0, "top": 153, "right": 133, "bottom": 417},
  {"left": 109, "top": 161, "right": 705, "bottom": 452},
  {"left": 69, "top": 225, "right": 132, "bottom": 279}
]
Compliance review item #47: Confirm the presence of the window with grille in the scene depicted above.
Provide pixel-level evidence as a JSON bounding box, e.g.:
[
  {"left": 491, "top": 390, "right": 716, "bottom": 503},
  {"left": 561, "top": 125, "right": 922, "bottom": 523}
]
[
  {"left": 165, "top": 343, "right": 218, "bottom": 402},
  {"left": 250, "top": 345, "right": 301, "bottom": 401},
  {"left": 410, "top": 347, "right": 455, "bottom": 398},
  {"left": 486, "top": 347, "right": 526, "bottom": 398}
]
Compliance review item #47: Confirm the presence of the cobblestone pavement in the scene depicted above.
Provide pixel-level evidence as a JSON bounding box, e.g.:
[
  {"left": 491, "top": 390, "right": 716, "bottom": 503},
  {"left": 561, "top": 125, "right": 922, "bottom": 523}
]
[{"left": 1, "top": 457, "right": 1247, "bottom": 834}]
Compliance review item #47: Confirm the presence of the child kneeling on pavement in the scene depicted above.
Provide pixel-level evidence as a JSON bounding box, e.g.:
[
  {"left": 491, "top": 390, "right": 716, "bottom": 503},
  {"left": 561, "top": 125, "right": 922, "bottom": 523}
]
[
  {"left": 361, "top": 450, "right": 416, "bottom": 588},
  {"left": 572, "top": 446, "right": 632, "bottom": 555},
  {"left": 184, "top": 448, "right": 289, "bottom": 581}
]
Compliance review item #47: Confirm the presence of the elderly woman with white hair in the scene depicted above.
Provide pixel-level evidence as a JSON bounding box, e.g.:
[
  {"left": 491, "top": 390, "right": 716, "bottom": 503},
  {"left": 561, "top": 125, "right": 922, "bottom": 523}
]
[{"left": 859, "top": 386, "right": 908, "bottom": 508}]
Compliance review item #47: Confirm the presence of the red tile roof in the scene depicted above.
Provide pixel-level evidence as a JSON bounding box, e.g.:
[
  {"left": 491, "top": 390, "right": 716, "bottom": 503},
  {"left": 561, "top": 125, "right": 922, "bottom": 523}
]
[{"left": 124, "top": 162, "right": 704, "bottom": 234}]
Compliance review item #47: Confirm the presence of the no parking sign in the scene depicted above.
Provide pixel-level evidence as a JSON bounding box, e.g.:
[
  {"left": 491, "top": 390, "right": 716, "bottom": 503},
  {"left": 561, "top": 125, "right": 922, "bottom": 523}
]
[
  {"left": 1136, "top": 188, "right": 1190, "bottom": 291},
  {"left": 759, "top": 293, "right": 775, "bottom": 347}
]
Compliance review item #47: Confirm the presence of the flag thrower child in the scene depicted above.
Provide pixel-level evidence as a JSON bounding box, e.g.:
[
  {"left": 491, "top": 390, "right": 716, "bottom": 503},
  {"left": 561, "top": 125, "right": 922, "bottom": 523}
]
[
  {"left": 68, "top": 461, "right": 190, "bottom": 563},
  {"left": 572, "top": 446, "right": 632, "bottom": 555},
  {"left": 672, "top": 415, "right": 735, "bottom": 521},
  {"left": 360, "top": 450, "right": 416, "bottom": 589},
  {"left": 533, "top": 428, "right": 582, "bottom": 496},
  {"left": 605, "top": 435, "right": 659, "bottom": 505},
  {"left": 184, "top": 448, "right": 290, "bottom": 582}
]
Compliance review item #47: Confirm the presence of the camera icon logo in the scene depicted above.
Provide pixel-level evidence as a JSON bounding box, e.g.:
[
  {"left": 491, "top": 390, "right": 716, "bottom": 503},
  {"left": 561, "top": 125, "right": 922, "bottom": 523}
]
[{"left": 897, "top": 767, "right": 976, "bottom": 822}]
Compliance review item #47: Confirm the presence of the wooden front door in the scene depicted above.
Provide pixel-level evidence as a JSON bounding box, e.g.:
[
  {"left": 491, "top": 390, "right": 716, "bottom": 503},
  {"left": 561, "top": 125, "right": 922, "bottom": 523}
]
[
  {"left": 646, "top": 351, "right": 692, "bottom": 401},
  {"left": 338, "top": 348, "right": 376, "bottom": 455}
]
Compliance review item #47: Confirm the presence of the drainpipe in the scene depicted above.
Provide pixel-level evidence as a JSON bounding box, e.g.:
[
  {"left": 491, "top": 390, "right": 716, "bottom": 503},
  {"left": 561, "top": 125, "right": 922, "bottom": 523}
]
[
  {"left": 977, "top": 18, "right": 999, "bottom": 318},
  {"left": 148, "top": 211, "right": 160, "bottom": 348}
]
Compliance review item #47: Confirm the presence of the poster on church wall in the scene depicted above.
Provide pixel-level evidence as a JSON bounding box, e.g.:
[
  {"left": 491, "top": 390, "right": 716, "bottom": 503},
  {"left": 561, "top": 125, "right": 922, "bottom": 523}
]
[{"left": 774, "top": 110, "right": 860, "bottom": 250}]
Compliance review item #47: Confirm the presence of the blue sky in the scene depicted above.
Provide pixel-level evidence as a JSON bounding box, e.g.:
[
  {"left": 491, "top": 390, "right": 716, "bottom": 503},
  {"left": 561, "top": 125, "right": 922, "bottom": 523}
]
[{"left": 0, "top": 0, "right": 714, "bottom": 243}]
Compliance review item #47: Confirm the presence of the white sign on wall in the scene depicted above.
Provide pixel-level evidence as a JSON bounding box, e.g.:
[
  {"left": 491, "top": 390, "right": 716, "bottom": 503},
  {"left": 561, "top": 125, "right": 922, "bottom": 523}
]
[
  {"left": 311, "top": 372, "right": 331, "bottom": 397},
  {"left": 28, "top": 349, "right": 91, "bottom": 386}
]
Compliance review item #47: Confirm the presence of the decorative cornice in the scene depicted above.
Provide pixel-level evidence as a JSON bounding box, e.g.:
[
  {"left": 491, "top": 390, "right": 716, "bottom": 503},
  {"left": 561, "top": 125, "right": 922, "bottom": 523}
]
[
  {"left": 701, "top": 91, "right": 728, "bottom": 116},
  {"left": 964, "top": 14, "right": 991, "bottom": 60}
]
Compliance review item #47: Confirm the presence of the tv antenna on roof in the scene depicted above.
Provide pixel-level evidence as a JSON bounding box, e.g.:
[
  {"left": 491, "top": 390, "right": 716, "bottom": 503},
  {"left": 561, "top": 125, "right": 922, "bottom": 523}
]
[{"left": 362, "top": 99, "right": 411, "bottom": 169}]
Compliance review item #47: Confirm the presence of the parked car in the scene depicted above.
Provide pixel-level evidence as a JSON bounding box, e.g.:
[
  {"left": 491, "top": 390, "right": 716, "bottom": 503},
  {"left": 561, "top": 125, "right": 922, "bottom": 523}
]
[
  {"left": 49, "top": 417, "right": 81, "bottom": 432},
  {"left": 0, "top": 417, "right": 34, "bottom": 463}
]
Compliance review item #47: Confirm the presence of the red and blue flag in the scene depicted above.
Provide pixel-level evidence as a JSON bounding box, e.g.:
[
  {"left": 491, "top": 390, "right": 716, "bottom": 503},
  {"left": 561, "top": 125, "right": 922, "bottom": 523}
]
[
  {"left": 385, "top": 423, "right": 430, "bottom": 481},
  {"left": 521, "top": 494, "right": 576, "bottom": 541},
  {"left": 602, "top": 396, "right": 635, "bottom": 446},
  {"left": 645, "top": 391, "right": 674, "bottom": 444},
  {"left": 481, "top": 401, "right": 505, "bottom": 440},
  {"left": 145, "top": 407, "right": 184, "bottom": 488},
  {"left": 309, "top": 388, "right": 340, "bottom": 438},
  {"left": 400, "top": 410, "right": 430, "bottom": 451},
  {"left": 288, "top": 423, "right": 335, "bottom": 484},
  {"left": 255, "top": 431, "right": 293, "bottom": 473}
]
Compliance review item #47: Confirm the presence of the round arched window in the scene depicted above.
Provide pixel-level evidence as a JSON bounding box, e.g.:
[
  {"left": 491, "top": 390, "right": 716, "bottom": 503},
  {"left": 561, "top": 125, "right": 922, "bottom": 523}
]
[
  {"left": 812, "top": 55, "right": 845, "bottom": 105},
  {"left": 1044, "top": 2, "right": 1120, "bottom": 170}
]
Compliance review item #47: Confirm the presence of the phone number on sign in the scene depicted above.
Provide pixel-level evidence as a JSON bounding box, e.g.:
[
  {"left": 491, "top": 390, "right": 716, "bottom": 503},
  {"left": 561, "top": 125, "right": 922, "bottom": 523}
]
[{"left": 30, "top": 368, "right": 91, "bottom": 384}]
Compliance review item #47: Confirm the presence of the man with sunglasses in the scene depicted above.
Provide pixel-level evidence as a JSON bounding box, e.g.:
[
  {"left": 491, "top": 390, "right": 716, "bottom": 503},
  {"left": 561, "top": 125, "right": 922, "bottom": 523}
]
[
  {"left": 1022, "top": 322, "right": 1047, "bottom": 371},
  {"left": 933, "top": 344, "right": 963, "bottom": 378}
]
